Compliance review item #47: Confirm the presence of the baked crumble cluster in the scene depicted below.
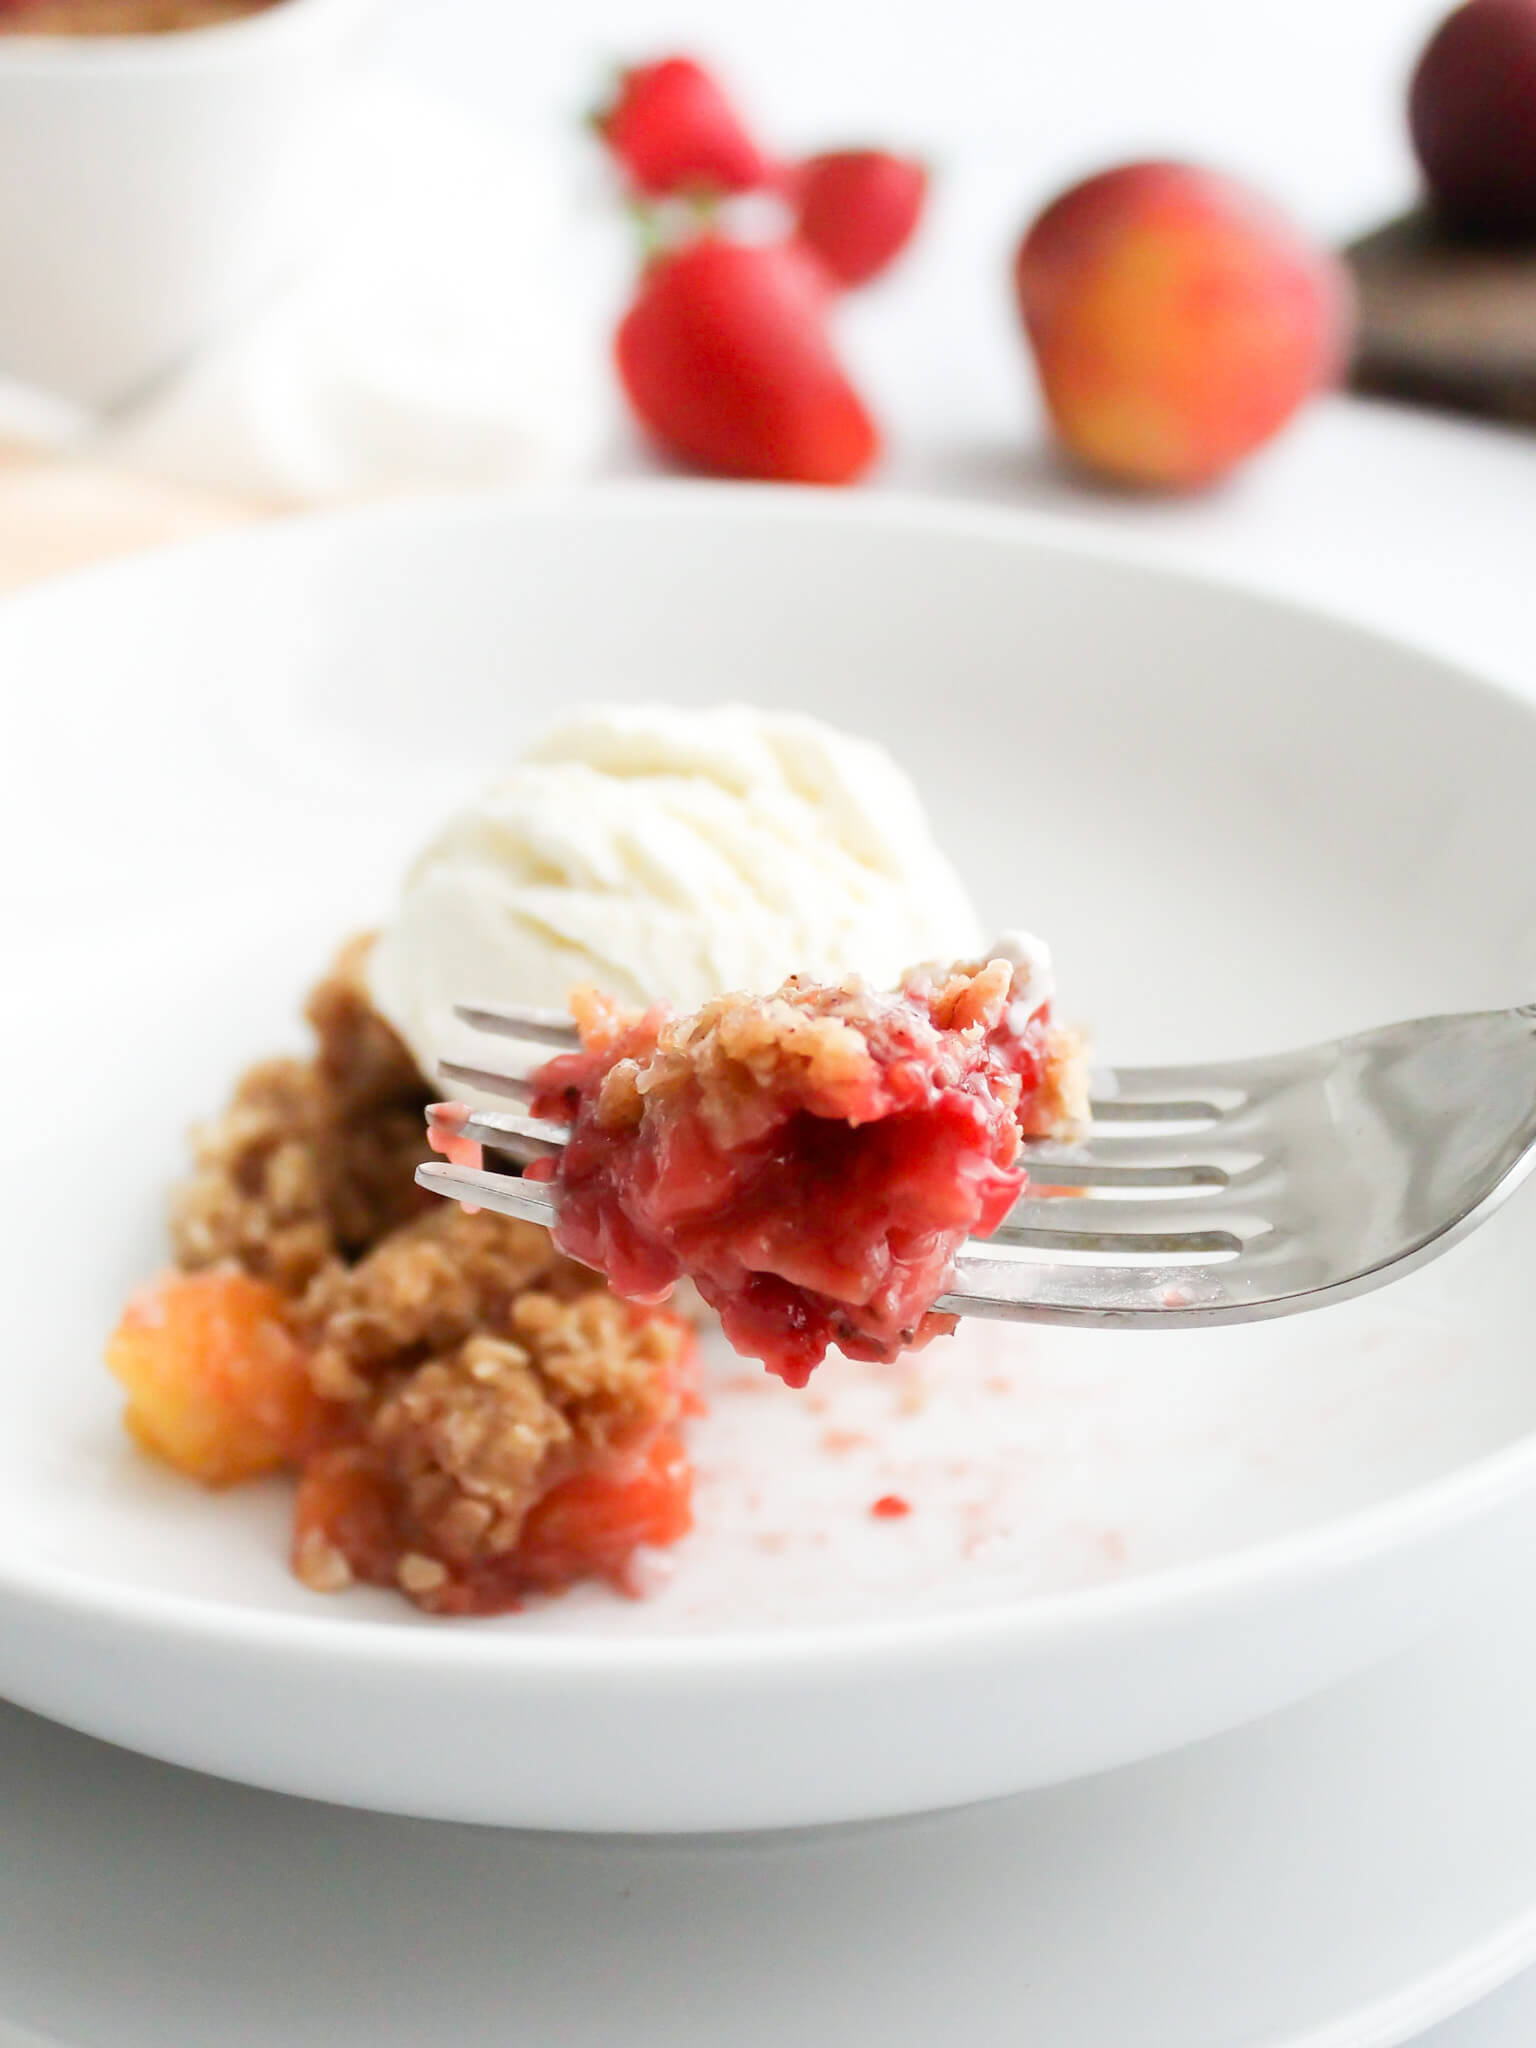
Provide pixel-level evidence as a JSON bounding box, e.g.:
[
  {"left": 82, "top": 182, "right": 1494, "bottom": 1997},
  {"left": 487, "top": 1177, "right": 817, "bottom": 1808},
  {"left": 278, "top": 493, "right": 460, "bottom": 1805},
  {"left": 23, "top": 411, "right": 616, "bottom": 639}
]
[
  {"left": 107, "top": 940, "right": 698, "bottom": 1616},
  {"left": 525, "top": 953, "right": 1090, "bottom": 1386}
]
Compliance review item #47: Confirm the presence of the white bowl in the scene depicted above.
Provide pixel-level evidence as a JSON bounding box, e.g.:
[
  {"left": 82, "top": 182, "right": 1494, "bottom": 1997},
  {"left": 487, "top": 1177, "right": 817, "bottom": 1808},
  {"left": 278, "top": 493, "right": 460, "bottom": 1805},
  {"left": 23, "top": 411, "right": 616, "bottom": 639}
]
[
  {"left": 0, "top": 0, "right": 374, "bottom": 408},
  {"left": 5, "top": 484, "right": 1536, "bottom": 1833}
]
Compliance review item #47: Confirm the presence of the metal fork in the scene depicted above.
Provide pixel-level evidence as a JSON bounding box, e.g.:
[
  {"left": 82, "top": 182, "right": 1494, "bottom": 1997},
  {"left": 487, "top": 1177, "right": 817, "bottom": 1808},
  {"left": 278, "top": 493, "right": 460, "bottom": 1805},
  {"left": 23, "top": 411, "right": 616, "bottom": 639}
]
[{"left": 415, "top": 1000, "right": 1536, "bottom": 1329}]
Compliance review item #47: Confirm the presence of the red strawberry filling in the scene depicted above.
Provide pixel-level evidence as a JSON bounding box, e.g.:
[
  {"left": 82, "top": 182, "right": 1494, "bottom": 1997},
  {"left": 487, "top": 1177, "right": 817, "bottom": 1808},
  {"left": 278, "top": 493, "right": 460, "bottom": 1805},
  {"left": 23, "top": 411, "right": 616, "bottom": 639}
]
[{"left": 529, "top": 958, "right": 1086, "bottom": 1386}]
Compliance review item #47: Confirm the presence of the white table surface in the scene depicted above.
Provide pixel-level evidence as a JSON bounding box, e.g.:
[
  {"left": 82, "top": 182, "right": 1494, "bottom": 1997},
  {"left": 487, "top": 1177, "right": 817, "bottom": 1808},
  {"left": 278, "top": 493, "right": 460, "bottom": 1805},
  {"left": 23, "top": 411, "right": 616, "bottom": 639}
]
[
  {"left": 7, "top": 1, "right": 1536, "bottom": 2039},
  {"left": 1427, "top": 1978, "right": 1536, "bottom": 2048}
]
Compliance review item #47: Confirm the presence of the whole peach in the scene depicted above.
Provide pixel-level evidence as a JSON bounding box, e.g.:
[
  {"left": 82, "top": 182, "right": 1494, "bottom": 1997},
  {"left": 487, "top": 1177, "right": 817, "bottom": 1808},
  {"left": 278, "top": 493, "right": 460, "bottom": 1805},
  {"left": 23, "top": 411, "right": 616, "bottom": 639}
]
[
  {"left": 1014, "top": 162, "right": 1353, "bottom": 489},
  {"left": 1410, "top": 0, "right": 1536, "bottom": 237}
]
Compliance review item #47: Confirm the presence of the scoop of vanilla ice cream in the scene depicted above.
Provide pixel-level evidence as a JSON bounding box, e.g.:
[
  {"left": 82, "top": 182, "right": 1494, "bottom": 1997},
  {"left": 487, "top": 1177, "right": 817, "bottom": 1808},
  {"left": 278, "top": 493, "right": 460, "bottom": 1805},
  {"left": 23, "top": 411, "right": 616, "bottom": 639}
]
[{"left": 368, "top": 703, "right": 987, "bottom": 1081}]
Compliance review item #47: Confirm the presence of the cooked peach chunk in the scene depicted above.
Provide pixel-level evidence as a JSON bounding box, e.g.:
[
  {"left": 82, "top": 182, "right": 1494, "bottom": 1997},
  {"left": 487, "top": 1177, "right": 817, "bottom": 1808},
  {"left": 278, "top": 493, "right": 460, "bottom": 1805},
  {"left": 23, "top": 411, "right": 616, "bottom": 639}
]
[
  {"left": 106, "top": 1270, "right": 325, "bottom": 1485},
  {"left": 517, "top": 1431, "right": 694, "bottom": 1594}
]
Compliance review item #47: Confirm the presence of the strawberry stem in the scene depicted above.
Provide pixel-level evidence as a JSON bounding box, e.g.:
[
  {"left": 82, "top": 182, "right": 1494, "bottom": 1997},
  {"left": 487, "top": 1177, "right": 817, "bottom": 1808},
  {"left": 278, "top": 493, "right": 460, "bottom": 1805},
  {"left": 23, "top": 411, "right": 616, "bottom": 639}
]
[{"left": 625, "top": 194, "right": 669, "bottom": 264}]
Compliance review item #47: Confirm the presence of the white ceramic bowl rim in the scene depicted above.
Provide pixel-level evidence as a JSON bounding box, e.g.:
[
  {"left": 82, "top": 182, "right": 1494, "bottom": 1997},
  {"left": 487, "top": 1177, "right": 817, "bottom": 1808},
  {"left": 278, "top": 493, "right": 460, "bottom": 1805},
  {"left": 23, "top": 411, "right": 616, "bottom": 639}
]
[
  {"left": 6, "top": 479, "right": 1535, "bottom": 1678},
  {"left": 0, "top": 0, "right": 373, "bottom": 73}
]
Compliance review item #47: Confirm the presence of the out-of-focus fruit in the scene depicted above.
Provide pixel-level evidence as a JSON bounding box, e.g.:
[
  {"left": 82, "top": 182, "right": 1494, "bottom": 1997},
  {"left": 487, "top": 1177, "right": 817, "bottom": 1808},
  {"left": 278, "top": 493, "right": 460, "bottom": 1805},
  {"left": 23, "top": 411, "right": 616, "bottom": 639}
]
[
  {"left": 792, "top": 150, "right": 929, "bottom": 287},
  {"left": 1013, "top": 161, "right": 1353, "bottom": 490},
  {"left": 1410, "top": 0, "right": 1536, "bottom": 237},
  {"left": 616, "top": 236, "right": 880, "bottom": 484},
  {"left": 107, "top": 1270, "right": 325, "bottom": 1485},
  {"left": 595, "top": 55, "right": 773, "bottom": 198}
]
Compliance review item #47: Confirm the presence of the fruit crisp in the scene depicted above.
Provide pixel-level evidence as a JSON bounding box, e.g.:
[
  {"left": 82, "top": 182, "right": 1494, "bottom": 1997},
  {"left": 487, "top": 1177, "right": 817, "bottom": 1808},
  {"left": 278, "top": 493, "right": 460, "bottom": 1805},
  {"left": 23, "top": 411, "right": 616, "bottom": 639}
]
[
  {"left": 107, "top": 940, "right": 698, "bottom": 1616},
  {"left": 525, "top": 953, "right": 1089, "bottom": 1386}
]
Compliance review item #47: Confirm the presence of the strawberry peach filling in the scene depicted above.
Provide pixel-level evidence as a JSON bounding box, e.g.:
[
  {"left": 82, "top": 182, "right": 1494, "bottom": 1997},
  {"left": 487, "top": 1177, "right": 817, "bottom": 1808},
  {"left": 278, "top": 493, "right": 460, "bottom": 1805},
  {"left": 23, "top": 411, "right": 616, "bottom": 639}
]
[{"left": 528, "top": 957, "right": 1088, "bottom": 1386}]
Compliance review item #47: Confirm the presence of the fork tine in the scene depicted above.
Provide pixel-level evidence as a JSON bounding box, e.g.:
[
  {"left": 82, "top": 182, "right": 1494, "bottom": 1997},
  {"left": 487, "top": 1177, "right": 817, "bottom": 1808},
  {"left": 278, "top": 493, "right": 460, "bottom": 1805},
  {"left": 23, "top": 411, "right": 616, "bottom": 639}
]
[
  {"left": 1023, "top": 1129, "right": 1258, "bottom": 1171},
  {"left": 938, "top": 1251, "right": 1240, "bottom": 1325},
  {"left": 455, "top": 1002, "right": 580, "bottom": 1048},
  {"left": 438, "top": 1058, "right": 538, "bottom": 1103},
  {"left": 451, "top": 1109, "right": 569, "bottom": 1160},
  {"left": 1089, "top": 1098, "right": 1227, "bottom": 1123},
  {"left": 990, "top": 1206, "right": 1265, "bottom": 1252},
  {"left": 1102, "top": 1051, "right": 1339, "bottom": 1106},
  {"left": 1017, "top": 1159, "right": 1229, "bottom": 1190},
  {"left": 983, "top": 1222, "right": 1245, "bottom": 1256},
  {"left": 1097, "top": 1066, "right": 1241, "bottom": 1096},
  {"left": 415, "top": 1161, "right": 561, "bottom": 1227}
]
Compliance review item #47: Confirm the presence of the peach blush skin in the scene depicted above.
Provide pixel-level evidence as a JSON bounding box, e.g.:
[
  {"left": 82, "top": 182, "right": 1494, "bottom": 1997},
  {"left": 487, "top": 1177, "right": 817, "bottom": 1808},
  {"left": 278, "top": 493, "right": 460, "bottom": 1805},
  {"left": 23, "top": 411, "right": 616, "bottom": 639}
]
[{"left": 1014, "top": 161, "right": 1355, "bottom": 490}]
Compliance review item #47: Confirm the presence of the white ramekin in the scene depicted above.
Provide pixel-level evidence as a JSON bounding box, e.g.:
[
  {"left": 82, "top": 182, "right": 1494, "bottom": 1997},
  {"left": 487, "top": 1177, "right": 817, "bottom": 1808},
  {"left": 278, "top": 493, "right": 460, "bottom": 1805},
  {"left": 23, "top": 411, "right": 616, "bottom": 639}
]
[{"left": 0, "top": 0, "right": 376, "bottom": 409}]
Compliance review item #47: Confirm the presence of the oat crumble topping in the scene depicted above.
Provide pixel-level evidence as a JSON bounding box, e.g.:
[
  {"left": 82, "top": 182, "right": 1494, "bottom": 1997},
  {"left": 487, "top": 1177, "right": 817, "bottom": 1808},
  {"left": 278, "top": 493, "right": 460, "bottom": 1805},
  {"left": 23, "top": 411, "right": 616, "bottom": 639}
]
[
  {"left": 108, "top": 939, "right": 698, "bottom": 1615},
  {"left": 171, "top": 939, "right": 435, "bottom": 1295}
]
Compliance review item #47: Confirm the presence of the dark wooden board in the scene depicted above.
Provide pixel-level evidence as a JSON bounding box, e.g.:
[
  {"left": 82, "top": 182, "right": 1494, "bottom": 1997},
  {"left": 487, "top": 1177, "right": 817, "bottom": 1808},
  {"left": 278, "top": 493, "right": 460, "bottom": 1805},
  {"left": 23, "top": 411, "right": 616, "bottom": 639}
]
[{"left": 1345, "top": 210, "right": 1536, "bottom": 427}]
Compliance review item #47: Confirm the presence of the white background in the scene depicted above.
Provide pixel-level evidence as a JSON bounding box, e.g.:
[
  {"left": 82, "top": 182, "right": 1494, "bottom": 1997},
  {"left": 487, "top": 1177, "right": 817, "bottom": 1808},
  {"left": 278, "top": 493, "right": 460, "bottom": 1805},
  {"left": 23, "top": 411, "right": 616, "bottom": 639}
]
[{"left": 376, "top": 0, "right": 1440, "bottom": 234}]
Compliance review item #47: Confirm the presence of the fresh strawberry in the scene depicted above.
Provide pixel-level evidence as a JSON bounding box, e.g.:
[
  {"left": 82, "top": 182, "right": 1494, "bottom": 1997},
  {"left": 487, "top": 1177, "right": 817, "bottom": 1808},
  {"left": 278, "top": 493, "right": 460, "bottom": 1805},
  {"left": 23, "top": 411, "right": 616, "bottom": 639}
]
[
  {"left": 595, "top": 56, "right": 772, "bottom": 198},
  {"left": 792, "top": 150, "right": 928, "bottom": 288},
  {"left": 615, "top": 237, "right": 879, "bottom": 485}
]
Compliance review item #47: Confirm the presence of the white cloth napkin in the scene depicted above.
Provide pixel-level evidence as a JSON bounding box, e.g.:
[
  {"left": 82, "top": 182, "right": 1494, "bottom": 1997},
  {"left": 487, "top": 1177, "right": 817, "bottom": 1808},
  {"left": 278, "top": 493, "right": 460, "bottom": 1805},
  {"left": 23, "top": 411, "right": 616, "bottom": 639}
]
[{"left": 0, "top": 80, "right": 605, "bottom": 502}]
